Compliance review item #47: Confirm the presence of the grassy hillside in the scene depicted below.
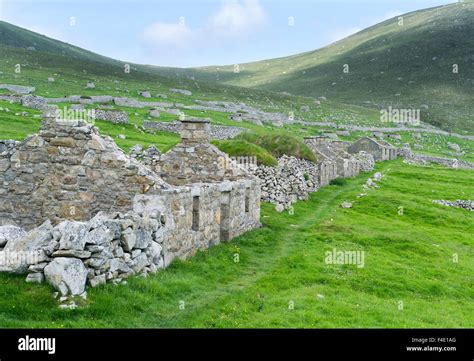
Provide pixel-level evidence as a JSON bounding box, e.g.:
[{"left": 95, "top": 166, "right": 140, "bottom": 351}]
[
  {"left": 168, "top": 2, "right": 474, "bottom": 133},
  {"left": 0, "top": 21, "right": 119, "bottom": 65},
  {"left": 0, "top": 160, "right": 472, "bottom": 328}
]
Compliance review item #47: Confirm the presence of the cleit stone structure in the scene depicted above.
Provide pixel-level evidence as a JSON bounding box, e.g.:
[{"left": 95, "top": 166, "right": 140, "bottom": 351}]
[{"left": 0, "top": 115, "right": 261, "bottom": 296}]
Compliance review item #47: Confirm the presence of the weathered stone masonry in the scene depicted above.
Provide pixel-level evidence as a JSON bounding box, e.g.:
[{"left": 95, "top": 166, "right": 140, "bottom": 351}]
[
  {"left": 0, "top": 115, "right": 168, "bottom": 229},
  {"left": 0, "top": 114, "right": 261, "bottom": 295}
]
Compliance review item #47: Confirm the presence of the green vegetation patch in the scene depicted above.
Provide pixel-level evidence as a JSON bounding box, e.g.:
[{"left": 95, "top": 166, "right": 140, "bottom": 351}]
[
  {"left": 236, "top": 132, "right": 317, "bottom": 162},
  {"left": 211, "top": 139, "right": 278, "bottom": 166}
]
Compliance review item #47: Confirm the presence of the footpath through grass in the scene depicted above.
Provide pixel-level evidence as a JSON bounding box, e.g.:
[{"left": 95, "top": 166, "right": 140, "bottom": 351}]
[{"left": 0, "top": 160, "right": 472, "bottom": 328}]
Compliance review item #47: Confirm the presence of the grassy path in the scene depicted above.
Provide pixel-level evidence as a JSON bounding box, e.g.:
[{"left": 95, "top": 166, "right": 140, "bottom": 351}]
[{"left": 0, "top": 160, "right": 472, "bottom": 328}]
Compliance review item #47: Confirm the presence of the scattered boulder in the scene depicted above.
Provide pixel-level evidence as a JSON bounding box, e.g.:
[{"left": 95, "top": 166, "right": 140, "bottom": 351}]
[
  {"left": 26, "top": 273, "right": 44, "bottom": 283},
  {"left": 86, "top": 81, "right": 95, "bottom": 89},
  {"left": 340, "top": 201, "right": 353, "bottom": 209},
  {"left": 2, "top": 220, "right": 53, "bottom": 273},
  {"left": 149, "top": 109, "right": 160, "bottom": 118},
  {"left": 170, "top": 88, "right": 192, "bottom": 96},
  {"left": 373, "top": 172, "right": 383, "bottom": 181},
  {"left": 448, "top": 142, "right": 461, "bottom": 152},
  {"left": 139, "top": 91, "right": 151, "bottom": 98},
  {"left": 44, "top": 257, "right": 88, "bottom": 296}
]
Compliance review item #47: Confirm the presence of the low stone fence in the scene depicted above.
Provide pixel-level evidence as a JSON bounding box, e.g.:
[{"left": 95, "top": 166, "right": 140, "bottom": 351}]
[
  {"left": 432, "top": 200, "right": 474, "bottom": 211},
  {"left": 143, "top": 121, "right": 245, "bottom": 140},
  {"left": 94, "top": 109, "right": 129, "bottom": 124},
  {"left": 399, "top": 145, "right": 474, "bottom": 170}
]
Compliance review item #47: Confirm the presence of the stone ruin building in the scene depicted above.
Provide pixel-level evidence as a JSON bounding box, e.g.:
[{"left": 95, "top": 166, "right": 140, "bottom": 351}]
[
  {"left": 0, "top": 108, "right": 401, "bottom": 298},
  {"left": 0, "top": 113, "right": 261, "bottom": 296},
  {"left": 304, "top": 137, "right": 360, "bottom": 179},
  {"left": 348, "top": 137, "right": 397, "bottom": 161}
]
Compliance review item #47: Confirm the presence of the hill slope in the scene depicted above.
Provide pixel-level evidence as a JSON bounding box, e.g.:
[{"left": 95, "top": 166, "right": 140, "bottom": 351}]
[
  {"left": 166, "top": 2, "right": 474, "bottom": 133},
  {"left": 0, "top": 21, "right": 121, "bottom": 65}
]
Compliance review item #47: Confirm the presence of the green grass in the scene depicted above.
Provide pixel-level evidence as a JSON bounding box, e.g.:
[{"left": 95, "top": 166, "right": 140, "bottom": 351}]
[
  {"left": 211, "top": 139, "right": 278, "bottom": 166},
  {"left": 236, "top": 132, "right": 317, "bottom": 162},
  {"left": 0, "top": 160, "right": 472, "bottom": 328}
]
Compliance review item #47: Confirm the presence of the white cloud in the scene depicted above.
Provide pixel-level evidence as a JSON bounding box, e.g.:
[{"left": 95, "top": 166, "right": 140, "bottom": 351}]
[
  {"left": 141, "top": 0, "right": 268, "bottom": 49},
  {"left": 208, "top": 0, "right": 268, "bottom": 36},
  {"left": 142, "top": 22, "right": 193, "bottom": 48}
]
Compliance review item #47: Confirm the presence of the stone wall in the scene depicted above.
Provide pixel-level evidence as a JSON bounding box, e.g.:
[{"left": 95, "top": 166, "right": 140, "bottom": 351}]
[
  {"left": 94, "top": 109, "right": 129, "bottom": 124},
  {"left": 250, "top": 155, "right": 319, "bottom": 210},
  {"left": 155, "top": 118, "right": 249, "bottom": 185},
  {"left": 0, "top": 116, "right": 169, "bottom": 229},
  {"left": 356, "top": 137, "right": 397, "bottom": 161},
  {"left": 135, "top": 179, "right": 260, "bottom": 265},
  {"left": 143, "top": 120, "right": 245, "bottom": 140},
  {"left": 0, "top": 114, "right": 261, "bottom": 298},
  {"left": 400, "top": 144, "right": 474, "bottom": 170}
]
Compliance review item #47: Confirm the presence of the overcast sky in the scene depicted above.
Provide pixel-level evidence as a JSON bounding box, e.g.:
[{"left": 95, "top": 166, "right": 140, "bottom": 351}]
[{"left": 0, "top": 0, "right": 455, "bottom": 67}]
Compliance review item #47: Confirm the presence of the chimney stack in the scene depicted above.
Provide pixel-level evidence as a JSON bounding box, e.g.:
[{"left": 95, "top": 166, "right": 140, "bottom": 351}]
[{"left": 180, "top": 117, "right": 211, "bottom": 143}]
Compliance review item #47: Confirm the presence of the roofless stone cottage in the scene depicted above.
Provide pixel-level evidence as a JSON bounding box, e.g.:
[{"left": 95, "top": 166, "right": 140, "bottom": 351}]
[{"left": 0, "top": 112, "right": 261, "bottom": 291}]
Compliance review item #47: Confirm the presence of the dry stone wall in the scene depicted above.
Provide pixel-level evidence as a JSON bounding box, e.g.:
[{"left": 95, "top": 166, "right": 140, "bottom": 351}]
[
  {"left": 400, "top": 144, "right": 474, "bottom": 169},
  {"left": 94, "top": 109, "right": 129, "bottom": 124},
  {"left": 250, "top": 156, "right": 319, "bottom": 210},
  {"left": 143, "top": 120, "right": 245, "bottom": 140},
  {"left": 0, "top": 116, "right": 169, "bottom": 229}
]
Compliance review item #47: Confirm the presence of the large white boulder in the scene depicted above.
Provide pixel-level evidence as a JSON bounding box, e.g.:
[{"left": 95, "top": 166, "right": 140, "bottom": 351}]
[
  {"left": 44, "top": 257, "right": 88, "bottom": 296},
  {"left": 2, "top": 221, "right": 53, "bottom": 273}
]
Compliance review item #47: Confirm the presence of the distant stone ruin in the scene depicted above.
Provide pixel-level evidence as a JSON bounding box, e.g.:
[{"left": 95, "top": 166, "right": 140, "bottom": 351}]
[
  {"left": 304, "top": 137, "right": 360, "bottom": 179},
  {"left": 348, "top": 137, "right": 397, "bottom": 161}
]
